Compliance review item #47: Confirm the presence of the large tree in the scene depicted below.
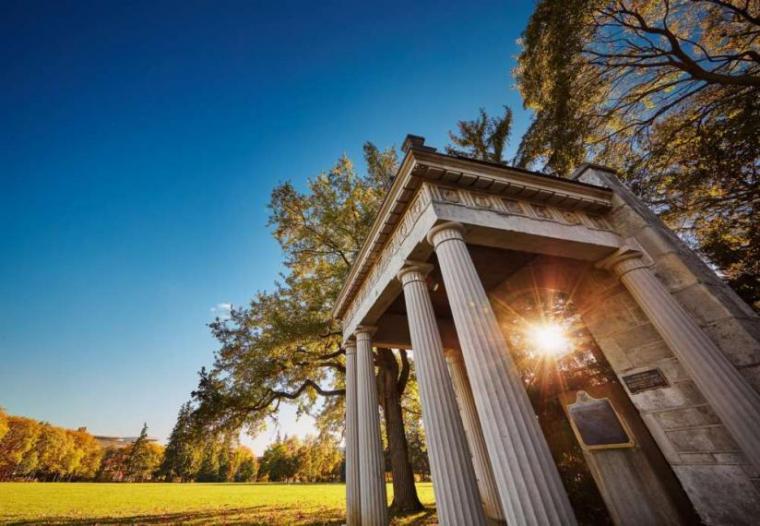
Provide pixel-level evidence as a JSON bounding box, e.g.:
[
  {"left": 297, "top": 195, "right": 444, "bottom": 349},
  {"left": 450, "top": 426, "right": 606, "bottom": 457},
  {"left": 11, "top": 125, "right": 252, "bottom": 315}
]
[
  {"left": 192, "top": 144, "right": 424, "bottom": 512},
  {"left": 515, "top": 0, "right": 760, "bottom": 308}
]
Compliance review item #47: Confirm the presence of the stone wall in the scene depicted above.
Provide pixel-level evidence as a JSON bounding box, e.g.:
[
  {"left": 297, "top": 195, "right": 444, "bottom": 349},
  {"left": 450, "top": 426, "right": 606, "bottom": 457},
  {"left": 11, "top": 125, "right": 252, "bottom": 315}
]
[
  {"left": 578, "top": 266, "right": 760, "bottom": 525},
  {"left": 575, "top": 166, "right": 760, "bottom": 393}
]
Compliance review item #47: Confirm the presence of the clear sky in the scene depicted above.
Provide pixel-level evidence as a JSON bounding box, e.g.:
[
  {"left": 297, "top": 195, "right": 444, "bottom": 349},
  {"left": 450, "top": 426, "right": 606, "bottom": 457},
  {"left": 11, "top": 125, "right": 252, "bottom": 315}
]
[{"left": 0, "top": 0, "right": 535, "bottom": 453}]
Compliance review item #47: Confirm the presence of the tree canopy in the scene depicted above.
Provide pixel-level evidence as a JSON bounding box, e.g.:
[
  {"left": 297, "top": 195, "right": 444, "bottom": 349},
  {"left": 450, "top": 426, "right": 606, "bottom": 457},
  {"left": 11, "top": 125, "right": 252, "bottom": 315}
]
[
  {"left": 515, "top": 0, "right": 760, "bottom": 308},
  {"left": 193, "top": 149, "right": 392, "bottom": 433}
]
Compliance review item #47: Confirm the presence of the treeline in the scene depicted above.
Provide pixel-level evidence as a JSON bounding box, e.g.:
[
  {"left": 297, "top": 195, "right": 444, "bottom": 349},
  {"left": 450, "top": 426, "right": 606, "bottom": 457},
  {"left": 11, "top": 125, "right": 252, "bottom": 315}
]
[
  {"left": 161, "top": 403, "right": 342, "bottom": 483},
  {"left": 0, "top": 407, "right": 345, "bottom": 483},
  {"left": 259, "top": 435, "right": 342, "bottom": 482},
  {"left": 0, "top": 409, "right": 256, "bottom": 482},
  {"left": 0, "top": 409, "right": 101, "bottom": 481}
]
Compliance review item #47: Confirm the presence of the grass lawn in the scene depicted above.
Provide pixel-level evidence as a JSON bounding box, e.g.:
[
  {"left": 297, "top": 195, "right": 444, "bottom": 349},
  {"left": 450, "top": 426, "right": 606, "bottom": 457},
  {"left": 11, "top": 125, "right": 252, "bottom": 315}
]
[{"left": 0, "top": 482, "right": 437, "bottom": 525}]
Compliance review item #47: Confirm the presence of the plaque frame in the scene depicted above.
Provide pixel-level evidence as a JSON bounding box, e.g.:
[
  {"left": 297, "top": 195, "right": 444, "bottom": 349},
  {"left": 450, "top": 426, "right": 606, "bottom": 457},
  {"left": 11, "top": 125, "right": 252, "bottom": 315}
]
[{"left": 565, "top": 391, "right": 636, "bottom": 451}]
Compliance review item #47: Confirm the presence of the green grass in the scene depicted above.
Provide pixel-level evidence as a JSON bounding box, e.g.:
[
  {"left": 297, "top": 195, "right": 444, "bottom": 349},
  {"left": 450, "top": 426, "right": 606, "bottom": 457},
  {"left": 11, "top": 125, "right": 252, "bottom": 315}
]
[{"left": 0, "top": 482, "right": 437, "bottom": 525}]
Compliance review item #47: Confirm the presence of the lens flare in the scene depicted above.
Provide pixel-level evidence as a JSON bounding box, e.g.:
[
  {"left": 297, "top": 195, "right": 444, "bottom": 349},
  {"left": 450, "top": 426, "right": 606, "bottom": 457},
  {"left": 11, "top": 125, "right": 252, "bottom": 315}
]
[{"left": 529, "top": 323, "right": 569, "bottom": 357}]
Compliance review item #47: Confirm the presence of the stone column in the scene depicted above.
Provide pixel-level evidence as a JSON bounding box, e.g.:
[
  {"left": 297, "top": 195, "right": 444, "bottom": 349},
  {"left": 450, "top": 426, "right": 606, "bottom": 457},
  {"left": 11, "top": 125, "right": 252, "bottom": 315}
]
[
  {"left": 398, "top": 263, "right": 488, "bottom": 526},
  {"left": 599, "top": 247, "right": 760, "bottom": 471},
  {"left": 344, "top": 340, "right": 361, "bottom": 526},
  {"left": 445, "top": 349, "right": 506, "bottom": 525},
  {"left": 428, "top": 222, "right": 577, "bottom": 526},
  {"left": 355, "top": 327, "right": 388, "bottom": 526}
]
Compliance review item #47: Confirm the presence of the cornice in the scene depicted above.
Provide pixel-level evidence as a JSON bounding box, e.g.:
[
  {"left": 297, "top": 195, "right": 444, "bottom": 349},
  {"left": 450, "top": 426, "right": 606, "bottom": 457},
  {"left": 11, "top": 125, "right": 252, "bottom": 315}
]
[{"left": 411, "top": 150, "right": 612, "bottom": 210}]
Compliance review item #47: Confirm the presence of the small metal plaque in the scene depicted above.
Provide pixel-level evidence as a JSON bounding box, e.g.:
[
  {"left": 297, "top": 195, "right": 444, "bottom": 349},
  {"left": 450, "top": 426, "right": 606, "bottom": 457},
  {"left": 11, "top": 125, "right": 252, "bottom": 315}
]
[
  {"left": 567, "top": 392, "right": 633, "bottom": 449},
  {"left": 622, "top": 369, "right": 669, "bottom": 394}
]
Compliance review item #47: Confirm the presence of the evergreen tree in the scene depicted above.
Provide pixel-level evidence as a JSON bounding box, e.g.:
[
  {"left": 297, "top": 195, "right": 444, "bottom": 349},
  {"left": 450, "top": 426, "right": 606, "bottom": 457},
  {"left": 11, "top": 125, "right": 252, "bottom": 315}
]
[
  {"left": 447, "top": 106, "right": 513, "bottom": 163},
  {"left": 125, "top": 423, "right": 155, "bottom": 482},
  {"left": 160, "top": 403, "right": 201, "bottom": 481},
  {"left": 196, "top": 441, "right": 222, "bottom": 482}
]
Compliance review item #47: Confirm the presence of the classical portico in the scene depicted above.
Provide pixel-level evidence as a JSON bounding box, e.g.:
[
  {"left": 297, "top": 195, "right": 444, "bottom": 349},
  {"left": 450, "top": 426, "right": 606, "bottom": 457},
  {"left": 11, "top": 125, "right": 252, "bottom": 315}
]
[{"left": 337, "top": 135, "right": 760, "bottom": 525}]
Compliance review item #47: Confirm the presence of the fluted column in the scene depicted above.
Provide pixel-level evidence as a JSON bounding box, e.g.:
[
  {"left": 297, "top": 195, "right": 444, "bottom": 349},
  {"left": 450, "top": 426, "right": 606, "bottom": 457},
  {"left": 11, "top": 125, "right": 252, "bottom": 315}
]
[
  {"left": 598, "top": 248, "right": 760, "bottom": 471},
  {"left": 428, "top": 222, "right": 577, "bottom": 526},
  {"left": 445, "top": 349, "right": 506, "bottom": 525},
  {"left": 345, "top": 340, "right": 361, "bottom": 526},
  {"left": 398, "top": 263, "right": 488, "bottom": 526},
  {"left": 355, "top": 327, "right": 388, "bottom": 526}
]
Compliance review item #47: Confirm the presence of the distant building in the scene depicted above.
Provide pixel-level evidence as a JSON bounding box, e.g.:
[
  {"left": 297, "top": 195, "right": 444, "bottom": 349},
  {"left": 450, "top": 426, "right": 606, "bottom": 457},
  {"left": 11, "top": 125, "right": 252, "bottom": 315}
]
[{"left": 93, "top": 435, "right": 158, "bottom": 449}]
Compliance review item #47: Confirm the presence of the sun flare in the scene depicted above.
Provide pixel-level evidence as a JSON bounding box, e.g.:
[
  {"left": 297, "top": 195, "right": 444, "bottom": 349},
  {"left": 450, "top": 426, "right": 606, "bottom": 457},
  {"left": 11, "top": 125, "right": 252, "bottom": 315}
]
[{"left": 529, "top": 323, "right": 569, "bottom": 358}]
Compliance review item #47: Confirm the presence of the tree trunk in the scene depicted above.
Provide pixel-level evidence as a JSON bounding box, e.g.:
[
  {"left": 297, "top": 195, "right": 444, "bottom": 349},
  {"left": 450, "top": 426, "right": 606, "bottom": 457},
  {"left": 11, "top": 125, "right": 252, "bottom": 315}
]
[{"left": 376, "top": 348, "right": 424, "bottom": 514}]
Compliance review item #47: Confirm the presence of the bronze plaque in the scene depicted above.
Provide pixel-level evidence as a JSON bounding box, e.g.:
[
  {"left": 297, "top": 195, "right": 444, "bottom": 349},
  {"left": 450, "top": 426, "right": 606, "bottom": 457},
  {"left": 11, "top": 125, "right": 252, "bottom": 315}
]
[
  {"left": 622, "top": 369, "right": 669, "bottom": 394},
  {"left": 568, "top": 394, "right": 632, "bottom": 449}
]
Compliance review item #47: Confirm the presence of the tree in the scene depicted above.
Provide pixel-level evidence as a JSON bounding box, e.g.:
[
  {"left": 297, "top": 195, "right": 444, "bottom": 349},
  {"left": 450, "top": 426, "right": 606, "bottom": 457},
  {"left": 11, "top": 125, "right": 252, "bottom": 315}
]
[
  {"left": 0, "top": 416, "right": 41, "bottom": 480},
  {"left": 125, "top": 424, "right": 161, "bottom": 482},
  {"left": 193, "top": 144, "right": 424, "bottom": 512},
  {"left": 376, "top": 347, "right": 421, "bottom": 510},
  {"left": 160, "top": 402, "right": 202, "bottom": 481},
  {"left": 447, "top": 106, "right": 513, "bottom": 163},
  {"left": 70, "top": 428, "right": 103, "bottom": 480},
  {"left": 259, "top": 436, "right": 303, "bottom": 482},
  {"left": 97, "top": 446, "right": 129, "bottom": 482},
  {"left": 0, "top": 414, "right": 105, "bottom": 481},
  {"left": 298, "top": 434, "right": 343, "bottom": 482},
  {"left": 35, "top": 423, "right": 76, "bottom": 481},
  {"left": 257, "top": 434, "right": 342, "bottom": 482},
  {"left": 234, "top": 446, "right": 258, "bottom": 482},
  {"left": 0, "top": 409, "right": 8, "bottom": 443},
  {"left": 194, "top": 433, "right": 240, "bottom": 482},
  {"left": 196, "top": 440, "right": 223, "bottom": 482},
  {"left": 515, "top": 0, "right": 760, "bottom": 308},
  {"left": 514, "top": 0, "right": 598, "bottom": 176}
]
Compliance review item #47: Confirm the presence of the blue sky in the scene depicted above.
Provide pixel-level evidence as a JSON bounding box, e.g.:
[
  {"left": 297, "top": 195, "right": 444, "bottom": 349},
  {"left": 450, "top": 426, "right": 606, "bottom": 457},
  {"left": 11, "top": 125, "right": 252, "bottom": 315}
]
[{"left": 0, "top": 0, "right": 535, "bottom": 452}]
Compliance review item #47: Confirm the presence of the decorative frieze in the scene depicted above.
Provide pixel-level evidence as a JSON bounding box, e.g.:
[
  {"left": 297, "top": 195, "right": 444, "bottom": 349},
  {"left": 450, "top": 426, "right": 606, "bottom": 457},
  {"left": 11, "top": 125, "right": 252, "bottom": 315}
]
[{"left": 428, "top": 184, "right": 613, "bottom": 232}]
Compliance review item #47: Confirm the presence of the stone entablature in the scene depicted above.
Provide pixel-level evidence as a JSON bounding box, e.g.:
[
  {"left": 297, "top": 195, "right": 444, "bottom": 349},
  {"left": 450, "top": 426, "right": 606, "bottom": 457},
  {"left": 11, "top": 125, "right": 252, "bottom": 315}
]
[
  {"left": 426, "top": 183, "right": 613, "bottom": 232},
  {"left": 334, "top": 148, "right": 618, "bottom": 340}
]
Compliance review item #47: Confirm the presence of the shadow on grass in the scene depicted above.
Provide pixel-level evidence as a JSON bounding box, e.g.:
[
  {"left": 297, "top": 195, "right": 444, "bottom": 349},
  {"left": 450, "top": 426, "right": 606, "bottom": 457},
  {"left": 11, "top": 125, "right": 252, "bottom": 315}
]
[
  {"left": 391, "top": 505, "right": 437, "bottom": 526},
  {"left": 1, "top": 503, "right": 438, "bottom": 526},
  {"left": 1, "top": 505, "right": 346, "bottom": 526}
]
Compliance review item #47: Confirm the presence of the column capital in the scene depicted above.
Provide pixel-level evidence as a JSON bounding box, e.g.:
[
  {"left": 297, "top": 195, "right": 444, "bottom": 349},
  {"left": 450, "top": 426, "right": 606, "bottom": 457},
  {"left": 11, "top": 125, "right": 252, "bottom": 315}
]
[
  {"left": 344, "top": 340, "right": 357, "bottom": 354},
  {"left": 397, "top": 261, "right": 434, "bottom": 285},
  {"left": 427, "top": 221, "right": 466, "bottom": 248},
  {"left": 595, "top": 245, "right": 648, "bottom": 278},
  {"left": 354, "top": 325, "right": 377, "bottom": 339}
]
